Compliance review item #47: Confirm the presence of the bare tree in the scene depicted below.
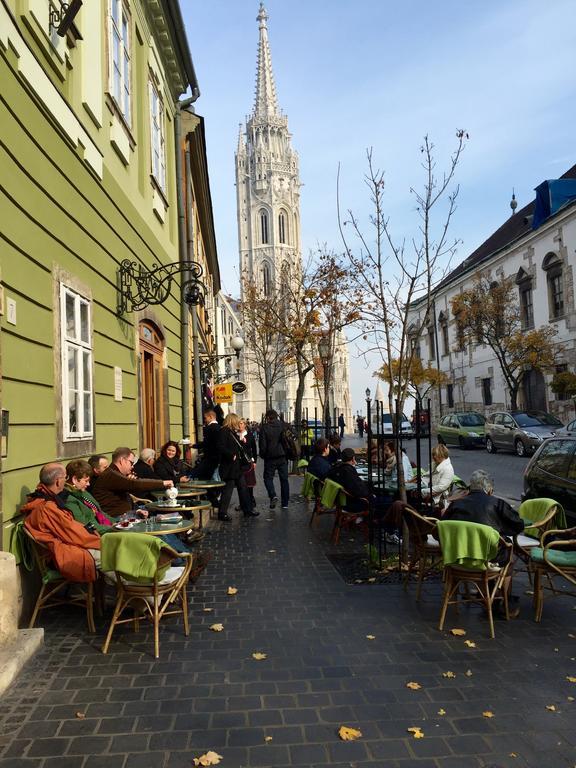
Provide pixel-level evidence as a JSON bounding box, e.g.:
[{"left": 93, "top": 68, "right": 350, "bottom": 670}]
[{"left": 338, "top": 131, "right": 468, "bottom": 497}]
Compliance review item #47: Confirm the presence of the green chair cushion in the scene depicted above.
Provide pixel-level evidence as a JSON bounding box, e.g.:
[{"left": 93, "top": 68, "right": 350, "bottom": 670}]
[{"left": 530, "top": 547, "right": 576, "bottom": 568}]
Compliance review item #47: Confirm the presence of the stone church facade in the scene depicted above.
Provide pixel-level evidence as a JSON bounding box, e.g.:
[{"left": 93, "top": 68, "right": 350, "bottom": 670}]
[{"left": 233, "top": 4, "right": 351, "bottom": 427}]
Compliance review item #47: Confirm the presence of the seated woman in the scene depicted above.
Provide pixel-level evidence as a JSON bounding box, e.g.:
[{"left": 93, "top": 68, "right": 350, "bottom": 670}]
[
  {"left": 382, "top": 441, "right": 413, "bottom": 482},
  {"left": 63, "top": 460, "right": 113, "bottom": 535},
  {"left": 154, "top": 441, "right": 190, "bottom": 484},
  {"left": 307, "top": 438, "right": 331, "bottom": 480},
  {"left": 420, "top": 443, "right": 455, "bottom": 508}
]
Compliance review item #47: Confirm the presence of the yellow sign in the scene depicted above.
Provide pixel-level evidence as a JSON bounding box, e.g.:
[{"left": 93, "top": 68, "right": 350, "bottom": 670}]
[{"left": 213, "top": 383, "right": 233, "bottom": 403}]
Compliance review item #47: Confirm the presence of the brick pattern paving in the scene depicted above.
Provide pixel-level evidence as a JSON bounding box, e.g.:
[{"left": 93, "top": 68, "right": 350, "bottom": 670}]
[{"left": 1, "top": 479, "right": 575, "bottom": 767}]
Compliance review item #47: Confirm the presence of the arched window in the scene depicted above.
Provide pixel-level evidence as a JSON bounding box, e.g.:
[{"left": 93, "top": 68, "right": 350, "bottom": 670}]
[
  {"left": 542, "top": 252, "right": 564, "bottom": 320},
  {"left": 515, "top": 268, "right": 534, "bottom": 329},
  {"left": 278, "top": 210, "right": 287, "bottom": 244},
  {"left": 259, "top": 210, "right": 269, "bottom": 244},
  {"left": 262, "top": 262, "right": 271, "bottom": 296}
]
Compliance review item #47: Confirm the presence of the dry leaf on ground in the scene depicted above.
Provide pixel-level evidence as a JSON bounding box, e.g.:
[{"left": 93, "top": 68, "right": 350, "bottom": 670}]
[
  {"left": 203, "top": 607, "right": 213, "bottom": 612},
  {"left": 437, "top": 709, "right": 446, "bottom": 716},
  {"left": 252, "top": 652, "right": 267, "bottom": 660},
  {"left": 366, "top": 635, "right": 376, "bottom": 640},
  {"left": 443, "top": 671, "right": 456, "bottom": 679},
  {"left": 450, "top": 628, "right": 466, "bottom": 636},
  {"left": 546, "top": 705, "right": 557, "bottom": 712},
  {"left": 406, "top": 682, "right": 422, "bottom": 690},
  {"left": 192, "top": 751, "right": 223, "bottom": 766},
  {"left": 407, "top": 726, "right": 424, "bottom": 739},
  {"left": 568, "top": 696, "right": 575, "bottom": 702},
  {"left": 482, "top": 711, "right": 495, "bottom": 718},
  {"left": 227, "top": 587, "right": 238, "bottom": 595},
  {"left": 338, "top": 725, "right": 362, "bottom": 741},
  {"left": 209, "top": 623, "right": 224, "bottom": 632},
  {"left": 464, "top": 640, "right": 477, "bottom": 648},
  {"left": 75, "top": 712, "right": 86, "bottom": 719},
  {"left": 264, "top": 736, "right": 273, "bottom": 742},
  {"left": 367, "top": 577, "right": 376, "bottom": 583},
  {"left": 268, "top": 549, "right": 276, "bottom": 553},
  {"left": 566, "top": 676, "right": 576, "bottom": 683},
  {"left": 465, "top": 669, "right": 473, "bottom": 677},
  {"left": 509, "top": 753, "right": 518, "bottom": 758}
]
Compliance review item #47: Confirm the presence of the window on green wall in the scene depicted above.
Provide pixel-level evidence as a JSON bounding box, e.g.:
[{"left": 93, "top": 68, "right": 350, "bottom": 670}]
[
  {"left": 60, "top": 285, "right": 93, "bottom": 440},
  {"left": 149, "top": 78, "right": 166, "bottom": 192},
  {"left": 109, "top": 0, "right": 131, "bottom": 125}
]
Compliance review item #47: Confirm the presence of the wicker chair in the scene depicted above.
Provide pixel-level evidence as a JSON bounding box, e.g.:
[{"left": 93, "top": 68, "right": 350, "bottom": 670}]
[
  {"left": 531, "top": 526, "right": 576, "bottom": 622},
  {"left": 402, "top": 506, "right": 442, "bottom": 601},
  {"left": 24, "top": 527, "right": 98, "bottom": 632},
  {"left": 302, "top": 473, "right": 326, "bottom": 528},
  {"left": 437, "top": 520, "right": 513, "bottom": 639},
  {"left": 513, "top": 499, "right": 565, "bottom": 582}
]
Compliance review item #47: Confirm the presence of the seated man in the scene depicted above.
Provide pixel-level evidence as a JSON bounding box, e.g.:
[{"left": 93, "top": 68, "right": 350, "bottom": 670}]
[
  {"left": 87, "top": 454, "right": 109, "bottom": 495},
  {"left": 23, "top": 463, "right": 101, "bottom": 582},
  {"left": 307, "top": 438, "right": 331, "bottom": 481},
  {"left": 133, "top": 448, "right": 158, "bottom": 480},
  {"left": 327, "top": 447, "right": 372, "bottom": 513},
  {"left": 92, "top": 446, "right": 173, "bottom": 517}
]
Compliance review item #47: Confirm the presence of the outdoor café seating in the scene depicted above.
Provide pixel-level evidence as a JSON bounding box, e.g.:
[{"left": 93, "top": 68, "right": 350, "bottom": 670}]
[
  {"left": 513, "top": 498, "right": 566, "bottom": 581},
  {"left": 319, "top": 478, "right": 370, "bottom": 545},
  {"left": 101, "top": 532, "right": 193, "bottom": 658},
  {"left": 530, "top": 526, "right": 576, "bottom": 622},
  {"left": 302, "top": 472, "right": 326, "bottom": 528},
  {"left": 402, "top": 505, "right": 442, "bottom": 601},
  {"left": 437, "top": 519, "right": 513, "bottom": 639}
]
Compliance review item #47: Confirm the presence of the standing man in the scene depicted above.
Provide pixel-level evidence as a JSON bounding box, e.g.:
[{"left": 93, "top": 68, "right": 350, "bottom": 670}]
[
  {"left": 356, "top": 415, "right": 364, "bottom": 439},
  {"left": 338, "top": 413, "right": 346, "bottom": 439},
  {"left": 92, "top": 447, "right": 172, "bottom": 517},
  {"left": 259, "top": 409, "right": 290, "bottom": 510},
  {"left": 191, "top": 410, "right": 221, "bottom": 480}
]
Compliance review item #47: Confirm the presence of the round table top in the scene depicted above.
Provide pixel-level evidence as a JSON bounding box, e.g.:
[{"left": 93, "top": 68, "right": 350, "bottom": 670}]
[
  {"left": 151, "top": 489, "right": 205, "bottom": 499},
  {"left": 181, "top": 480, "right": 225, "bottom": 489},
  {"left": 115, "top": 518, "right": 197, "bottom": 536},
  {"left": 146, "top": 500, "right": 212, "bottom": 513}
]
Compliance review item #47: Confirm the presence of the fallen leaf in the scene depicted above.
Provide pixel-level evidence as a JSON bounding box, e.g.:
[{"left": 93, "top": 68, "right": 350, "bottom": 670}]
[
  {"left": 464, "top": 640, "right": 477, "bottom": 648},
  {"left": 567, "top": 676, "right": 576, "bottom": 683},
  {"left": 569, "top": 633, "right": 575, "bottom": 639},
  {"left": 209, "top": 623, "right": 224, "bottom": 632},
  {"left": 443, "top": 671, "right": 456, "bottom": 679},
  {"left": 268, "top": 549, "right": 276, "bottom": 553},
  {"left": 75, "top": 712, "right": 86, "bottom": 719},
  {"left": 367, "top": 577, "right": 376, "bottom": 583},
  {"left": 437, "top": 708, "right": 446, "bottom": 716},
  {"left": 264, "top": 736, "right": 273, "bottom": 742},
  {"left": 338, "top": 725, "right": 362, "bottom": 741},
  {"left": 482, "top": 711, "right": 495, "bottom": 718},
  {"left": 203, "top": 607, "right": 213, "bottom": 612},
  {"left": 554, "top": 647, "right": 559, "bottom": 652},
  {"left": 407, "top": 726, "right": 424, "bottom": 739},
  {"left": 406, "top": 681, "right": 422, "bottom": 690},
  {"left": 525, "top": 590, "right": 534, "bottom": 596},
  {"left": 227, "top": 587, "right": 238, "bottom": 595},
  {"left": 567, "top": 696, "right": 574, "bottom": 701},
  {"left": 252, "top": 652, "right": 267, "bottom": 660},
  {"left": 450, "top": 628, "right": 466, "bottom": 636},
  {"left": 509, "top": 753, "right": 518, "bottom": 758},
  {"left": 546, "top": 704, "right": 557, "bottom": 712},
  {"left": 465, "top": 669, "right": 473, "bottom": 677},
  {"left": 192, "top": 751, "right": 223, "bottom": 766},
  {"left": 366, "top": 635, "right": 376, "bottom": 641}
]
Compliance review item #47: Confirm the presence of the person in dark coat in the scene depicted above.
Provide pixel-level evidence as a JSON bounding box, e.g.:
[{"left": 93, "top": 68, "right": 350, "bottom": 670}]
[
  {"left": 443, "top": 470, "right": 524, "bottom": 537},
  {"left": 239, "top": 417, "right": 258, "bottom": 510},
  {"left": 338, "top": 413, "right": 346, "bottom": 438},
  {"left": 133, "top": 448, "right": 158, "bottom": 481},
  {"left": 154, "top": 441, "right": 190, "bottom": 484},
  {"left": 217, "top": 413, "right": 258, "bottom": 521},
  {"left": 327, "top": 433, "right": 342, "bottom": 465},
  {"left": 307, "top": 438, "right": 331, "bottom": 480},
  {"left": 259, "top": 409, "right": 290, "bottom": 510},
  {"left": 191, "top": 410, "right": 221, "bottom": 480},
  {"left": 327, "top": 447, "right": 372, "bottom": 513}
]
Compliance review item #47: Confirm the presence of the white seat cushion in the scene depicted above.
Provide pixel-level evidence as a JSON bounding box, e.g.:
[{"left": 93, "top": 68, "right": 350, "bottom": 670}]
[
  {"left": 426, "top": 535, "right": 440, "bottom": 548},
  {"left": 516, "top": 534, "right": 540, "bottom": 549}
]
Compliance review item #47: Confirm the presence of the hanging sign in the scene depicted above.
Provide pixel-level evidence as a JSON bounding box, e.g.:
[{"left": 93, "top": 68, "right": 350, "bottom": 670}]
[
  {"left": 214, "top": 383, "right": 233, "bottom": 403},
  {"left": 232, "top": 381, "right": 247, "bottom": 394}
]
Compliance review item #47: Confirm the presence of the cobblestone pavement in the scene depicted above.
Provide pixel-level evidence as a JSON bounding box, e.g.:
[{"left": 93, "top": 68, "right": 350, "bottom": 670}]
[{"left": 1, "top": 475, "right": 575, "bottom": 768}]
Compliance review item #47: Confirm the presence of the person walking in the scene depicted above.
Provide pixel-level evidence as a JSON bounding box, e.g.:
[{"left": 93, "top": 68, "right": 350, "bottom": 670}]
[
  {"left": 239, "top": 417, "right": 258, "bottom": 510},
  {"left": 259, "top": 409, "right": 290, "bottom": 510},
  {"left": 217, "top": 413, "right": 258, "bottom": 521},
  {"left": 356, "top": 415, "right": 364, "bottom": 439}
]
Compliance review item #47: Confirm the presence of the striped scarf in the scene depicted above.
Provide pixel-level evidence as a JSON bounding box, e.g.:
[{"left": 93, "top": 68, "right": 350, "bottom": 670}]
[{"left": 79, "top": 493, "right": 111, "bottom": 526}]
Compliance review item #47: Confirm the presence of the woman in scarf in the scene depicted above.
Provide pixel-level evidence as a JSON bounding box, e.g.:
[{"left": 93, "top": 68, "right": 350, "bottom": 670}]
[
  {"left": 63, "top": 460, "right": 113, "bottom": 535},
  {"left": 154, "top": 441, "right": 190, "bottom": 484},
  {"left": 238, "top": 417, "right": 258, "bottom": 510},
  {"left": 217, "top": 413, "right": 258, "bottom": 521}
]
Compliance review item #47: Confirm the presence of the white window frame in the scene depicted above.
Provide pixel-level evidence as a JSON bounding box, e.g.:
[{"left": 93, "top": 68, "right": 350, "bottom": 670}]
[
  {"left": 149, "top": 78, "right": 166, "bottom": 192},
  {"left": 60, "top": 285, "right": 93, "bottom": 440},
  {"left": 109, "top": 0, "right": 131, "bottom": 125}
]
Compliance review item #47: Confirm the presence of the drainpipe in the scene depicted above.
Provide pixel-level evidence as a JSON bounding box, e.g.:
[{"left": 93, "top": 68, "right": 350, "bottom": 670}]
[
  {"left": 185, "top": 143, "right": 205, "bottom": 442},
  {"left": 175, "top": 94, "right": 199, "bottom": 447}
]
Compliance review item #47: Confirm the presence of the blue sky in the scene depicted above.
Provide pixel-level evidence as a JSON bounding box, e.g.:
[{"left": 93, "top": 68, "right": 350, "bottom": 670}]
[{"left": 184, "top": 0, "right": 576, "bottom": 413}]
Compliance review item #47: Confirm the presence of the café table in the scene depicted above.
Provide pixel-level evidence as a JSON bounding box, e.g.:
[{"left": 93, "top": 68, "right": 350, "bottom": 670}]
[
  {"left": 180, "top": 480, "right": 226, "bottom": 520},
  {"left": 151, "top": 488, "right": 206, "bottom": 501},
  {"left": 145, "top": 500, "right": 212, "bottom": 529}
]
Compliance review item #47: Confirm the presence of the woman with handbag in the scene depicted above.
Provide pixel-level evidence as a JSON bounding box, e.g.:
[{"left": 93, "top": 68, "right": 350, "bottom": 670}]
[
  {"left": 217, "top": 413, "right": 259, "bottom": 521},
  {"left": 239, "top": 417, "right": 258, "bottom": 511}
]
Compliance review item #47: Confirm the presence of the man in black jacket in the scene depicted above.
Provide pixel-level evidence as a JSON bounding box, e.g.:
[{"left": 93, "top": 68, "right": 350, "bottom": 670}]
[
  {"left": 443, "top": 470, "right": 524, "bottom": 537},
  {"left": 327, "top": 447, "right": 372, "bottom": 513},
  {"left": 191, "top": 410, "right": 221, "bottom": 480},
  {"left": 259, "top": 410, "right": 290, "bottom": 509}
]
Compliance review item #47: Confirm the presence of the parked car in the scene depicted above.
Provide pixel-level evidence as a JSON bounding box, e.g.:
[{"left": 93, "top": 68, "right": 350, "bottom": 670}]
[
  {"left": 436, "top": 412, "right": 486, "bottom": 448},
  {"left": 379, "top": 413, "right": 414, "bottom": 438},
  {"left": 485, "top": 410, "right": 564, "bottom": 457},
  {"left": 556, "top": 417, "right": 576, "bottom": 436},
  {"left": 523, "top": 437, "right": 576, "bottom": 525}
]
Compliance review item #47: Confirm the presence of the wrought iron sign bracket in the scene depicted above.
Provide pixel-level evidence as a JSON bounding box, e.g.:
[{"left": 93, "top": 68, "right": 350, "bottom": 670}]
[{"left": 117, "top": 259, "right": 205, "bottom": 314}]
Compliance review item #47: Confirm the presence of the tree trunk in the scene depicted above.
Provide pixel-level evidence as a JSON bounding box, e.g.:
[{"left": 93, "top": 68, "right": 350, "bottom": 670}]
[{"left": 510, "top": 384, "right": 519, "bottom": 410}]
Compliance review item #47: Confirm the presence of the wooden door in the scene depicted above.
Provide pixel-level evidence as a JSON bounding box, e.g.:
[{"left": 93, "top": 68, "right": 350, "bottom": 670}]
[{"left": 139, "top": 322, "right": 165, "bottom": 450}]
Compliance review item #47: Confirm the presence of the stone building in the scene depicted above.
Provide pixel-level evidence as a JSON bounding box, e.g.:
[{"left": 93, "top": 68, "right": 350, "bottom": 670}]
[
  {"left": 234, "top": 3, "right": 351, "bottom": 426},
  {"left": 407, "top": 163, "right": 576, "bottom": 423}
]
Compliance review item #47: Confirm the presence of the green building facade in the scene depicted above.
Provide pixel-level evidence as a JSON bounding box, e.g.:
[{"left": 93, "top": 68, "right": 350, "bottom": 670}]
[{"left": 0, "top": 0, "right": 201, "bottom": 556}]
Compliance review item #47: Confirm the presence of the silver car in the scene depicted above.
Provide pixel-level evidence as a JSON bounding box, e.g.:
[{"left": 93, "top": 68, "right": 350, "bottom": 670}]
[{"left": 485, "top": 410, "right": 564, "bottom": 457}]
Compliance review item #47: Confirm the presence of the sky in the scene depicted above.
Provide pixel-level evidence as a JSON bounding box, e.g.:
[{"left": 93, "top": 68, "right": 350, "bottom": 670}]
[{"left": 183, "top": 0, "right": 576, "bottom": 414}]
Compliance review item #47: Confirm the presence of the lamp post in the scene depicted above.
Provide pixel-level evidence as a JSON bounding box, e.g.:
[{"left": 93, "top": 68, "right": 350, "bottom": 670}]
[{"left": 318, "top": 334, "right": 332, "bottom": 431}]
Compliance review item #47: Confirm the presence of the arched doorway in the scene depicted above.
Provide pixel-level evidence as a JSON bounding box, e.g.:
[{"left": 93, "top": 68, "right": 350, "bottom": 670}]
[
  {"left": 522, "top": 368, "right": 546, "bottom": 411},
  {"left": 139, "top": 321, "right": 166, "bottom": 450}
]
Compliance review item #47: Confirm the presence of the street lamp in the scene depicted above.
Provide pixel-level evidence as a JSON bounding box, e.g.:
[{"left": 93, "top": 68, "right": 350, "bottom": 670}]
[
  {"left": 230, "top": 336, "right": 244, "bottom": 356},
  {"left": 365, "top": 387, "right": 371, "bottom": 402},
  {"left": 317, "top": 335, "right": 331, "bottom": 428}
]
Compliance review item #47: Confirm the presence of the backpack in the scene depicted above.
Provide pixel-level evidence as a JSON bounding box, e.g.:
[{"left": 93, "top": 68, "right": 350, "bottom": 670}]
[{"left": 280, "top": 428, "right": 298, "bottom": 460}]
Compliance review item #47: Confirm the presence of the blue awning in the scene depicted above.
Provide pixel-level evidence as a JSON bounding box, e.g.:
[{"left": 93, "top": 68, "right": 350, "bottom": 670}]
[{"left": 533, "top": 179, "right": 576, "bottom": 229}]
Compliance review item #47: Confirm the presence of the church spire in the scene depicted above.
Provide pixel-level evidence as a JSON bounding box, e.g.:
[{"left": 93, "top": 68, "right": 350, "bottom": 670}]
[{"left": 253, "top": 3, "right": 279, "bottom": 119}]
